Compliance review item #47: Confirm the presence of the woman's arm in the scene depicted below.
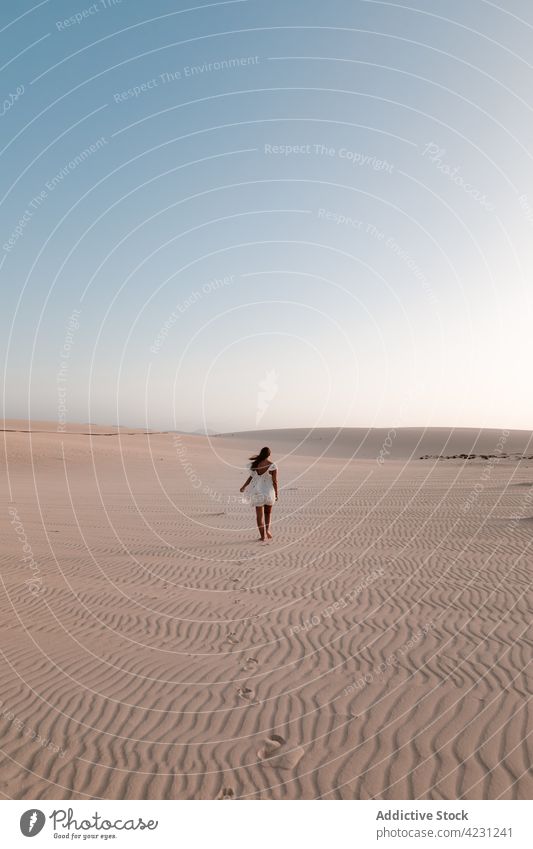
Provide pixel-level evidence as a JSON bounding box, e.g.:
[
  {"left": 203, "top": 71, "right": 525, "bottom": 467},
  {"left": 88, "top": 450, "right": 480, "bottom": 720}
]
[
  {"left": 271, "top": 469, "right": 278, "bottom": 500},
  {"left": 240, "top": 476, "right": 252, "bottom": 492}
]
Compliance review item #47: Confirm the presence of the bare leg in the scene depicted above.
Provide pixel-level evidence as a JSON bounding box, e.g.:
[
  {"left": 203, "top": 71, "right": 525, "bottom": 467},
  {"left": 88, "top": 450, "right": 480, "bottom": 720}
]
[
  {"left": 255, "top": 506, "right": 265, "bottom": 540},
  {"left": 264, "top": 504, "right": 273, "bottom": 539}
]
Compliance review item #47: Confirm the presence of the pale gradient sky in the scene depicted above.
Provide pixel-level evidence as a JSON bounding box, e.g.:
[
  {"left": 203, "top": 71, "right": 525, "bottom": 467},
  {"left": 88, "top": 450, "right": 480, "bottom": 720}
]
[{"left": 2, "top": 0, "right": 533, "bottom": 432}]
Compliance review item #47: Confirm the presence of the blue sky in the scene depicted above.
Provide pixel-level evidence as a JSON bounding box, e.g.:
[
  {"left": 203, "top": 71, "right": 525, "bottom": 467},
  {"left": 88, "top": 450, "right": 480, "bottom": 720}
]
[{"left": 2, "top": 0, "right": 532, "bottom": 431}]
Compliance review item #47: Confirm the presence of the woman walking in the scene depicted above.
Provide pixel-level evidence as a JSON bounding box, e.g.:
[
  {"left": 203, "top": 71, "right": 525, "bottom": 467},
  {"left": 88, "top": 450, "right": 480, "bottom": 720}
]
[{"left": 240, "top": 447, "right": 278, "bottom": 541}]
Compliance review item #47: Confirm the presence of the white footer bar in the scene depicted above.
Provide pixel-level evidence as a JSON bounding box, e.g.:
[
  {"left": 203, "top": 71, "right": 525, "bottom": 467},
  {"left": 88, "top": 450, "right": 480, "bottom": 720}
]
[{"left": 3, "top": 800, "right": 531, "bottom": 848}]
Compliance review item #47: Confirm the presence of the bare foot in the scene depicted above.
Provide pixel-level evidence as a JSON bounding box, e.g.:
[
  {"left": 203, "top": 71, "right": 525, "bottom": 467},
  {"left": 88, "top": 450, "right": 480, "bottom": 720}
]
[
  {"left": 256, "top": 536, "right": 265, "bottom": 542},
  {"left": 266, "top": 530, "right": 273, "bottom": 540}
]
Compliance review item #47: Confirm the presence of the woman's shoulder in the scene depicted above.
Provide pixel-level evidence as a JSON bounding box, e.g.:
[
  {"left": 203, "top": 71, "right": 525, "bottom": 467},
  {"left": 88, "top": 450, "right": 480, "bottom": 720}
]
[{"left": 269, "top": 461, "right": 278, "bottom": 471}]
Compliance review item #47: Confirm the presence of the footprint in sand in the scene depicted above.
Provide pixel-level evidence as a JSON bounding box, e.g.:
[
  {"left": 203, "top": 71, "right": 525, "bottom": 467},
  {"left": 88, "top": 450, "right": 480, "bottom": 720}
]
[
  {"left": 241, "top": 656, "right": 259, "bottom": 672},
  {"left": 257, "top": 734, "right": 304, "bottom": 770},
  {"left": 237, "top": 685, "right": 258, "bottom": 703},
  {"left": 218, "top": 786, "right": 235, "bottom": 800},
  {"left": 226, "top": 632, "right": 240, "bottom": 645}
]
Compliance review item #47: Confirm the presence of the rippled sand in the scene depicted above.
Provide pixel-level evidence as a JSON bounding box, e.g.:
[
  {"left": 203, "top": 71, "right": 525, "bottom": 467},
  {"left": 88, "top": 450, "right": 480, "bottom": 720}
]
[{"left": 1, "top": 423, "right": 531, "bottom": 799}]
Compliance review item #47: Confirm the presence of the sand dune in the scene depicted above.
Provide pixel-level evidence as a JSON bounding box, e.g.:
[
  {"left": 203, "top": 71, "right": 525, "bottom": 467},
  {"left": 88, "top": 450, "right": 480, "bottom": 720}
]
[
  {"left": 0, "top": 423, "right": 531, "bottom": 799},
  {"left": 218, "top": 426, "right": 533, "bottom": 461}
]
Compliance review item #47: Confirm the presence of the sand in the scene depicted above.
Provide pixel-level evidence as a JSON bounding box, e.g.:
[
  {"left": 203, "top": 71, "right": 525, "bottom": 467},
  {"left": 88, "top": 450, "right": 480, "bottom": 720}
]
[{"left": 0, "top": 422, "right": 531, "bottom": 800}]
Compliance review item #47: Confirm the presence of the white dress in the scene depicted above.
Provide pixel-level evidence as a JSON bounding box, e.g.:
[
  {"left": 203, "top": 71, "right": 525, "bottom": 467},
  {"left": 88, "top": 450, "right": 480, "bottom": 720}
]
[{"left": 248, "top": 462, "right": 277, "bottom": 506}]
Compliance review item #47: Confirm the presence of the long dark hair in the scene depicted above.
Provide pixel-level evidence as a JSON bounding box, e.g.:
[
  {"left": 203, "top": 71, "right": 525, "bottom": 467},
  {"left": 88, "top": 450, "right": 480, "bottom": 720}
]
[{"left": 249, "top": 446, "right": 271, "bottom": 469}]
